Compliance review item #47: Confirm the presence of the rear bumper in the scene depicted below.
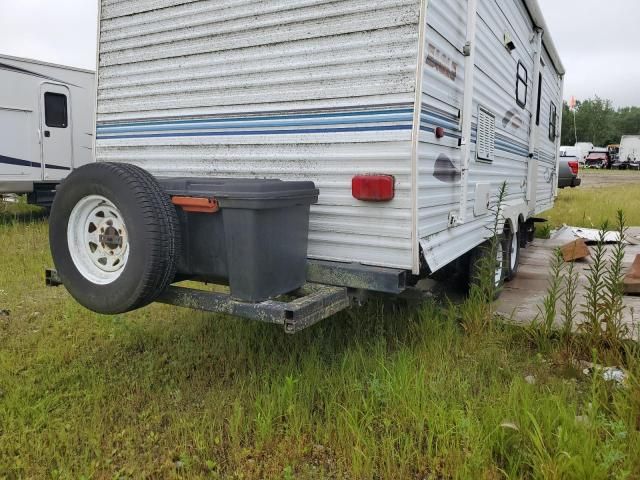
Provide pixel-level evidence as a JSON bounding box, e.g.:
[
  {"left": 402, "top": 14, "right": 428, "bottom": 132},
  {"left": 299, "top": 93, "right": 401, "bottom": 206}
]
[{"left": 558, "top": 177, "right": 581, "bottom": 188}]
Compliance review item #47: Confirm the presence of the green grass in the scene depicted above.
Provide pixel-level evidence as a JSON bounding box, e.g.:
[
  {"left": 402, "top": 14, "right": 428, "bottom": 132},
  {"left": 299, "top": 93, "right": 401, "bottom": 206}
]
[
  {"left": 543, "top": 182, "right": 640, "bottom": 230},
  {"left": 1, "top": 201, "right": 640, "bottom": 479}
]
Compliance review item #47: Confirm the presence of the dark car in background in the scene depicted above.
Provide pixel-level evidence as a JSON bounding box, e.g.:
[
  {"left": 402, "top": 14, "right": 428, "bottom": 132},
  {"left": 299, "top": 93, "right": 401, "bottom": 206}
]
[{"left": 558, "top": 155, "right": 582, "bottom": 189}]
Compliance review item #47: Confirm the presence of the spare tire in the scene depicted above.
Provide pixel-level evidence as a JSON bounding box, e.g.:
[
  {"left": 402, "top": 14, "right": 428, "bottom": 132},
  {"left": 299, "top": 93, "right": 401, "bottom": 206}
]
[{"left": 49, "top": 162, "right": 180, "bottom": 314}]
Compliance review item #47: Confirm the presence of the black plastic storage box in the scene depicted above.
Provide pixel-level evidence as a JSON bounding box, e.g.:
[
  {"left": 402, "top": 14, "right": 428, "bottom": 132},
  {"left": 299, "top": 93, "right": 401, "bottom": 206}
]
[{"left": 158, "top": 178, "right": 319, "bottom": 303}]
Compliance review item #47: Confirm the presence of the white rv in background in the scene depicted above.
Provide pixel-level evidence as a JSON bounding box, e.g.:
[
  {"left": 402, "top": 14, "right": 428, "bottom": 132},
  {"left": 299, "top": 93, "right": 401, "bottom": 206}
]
[
  {"left": 560, "top": 146, "right": 580, "bottom": 158},
  {"left": 574, "top": 142, "right": 594, "bottom": 165},
  {"left": 48, "top": 0, "right": 565, "bottom": 327},
  {"left": 0, "top": 54, "right": 95, "bottom": 206},
  {"left": 620, "top": 135, "right": 640, "bottom": 163}
]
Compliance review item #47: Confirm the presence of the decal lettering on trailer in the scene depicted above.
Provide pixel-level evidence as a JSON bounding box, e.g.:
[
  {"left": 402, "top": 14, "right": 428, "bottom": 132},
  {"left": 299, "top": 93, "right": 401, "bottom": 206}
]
[{"left": 426, "top": 44, "right": 458, "bottom": 82}]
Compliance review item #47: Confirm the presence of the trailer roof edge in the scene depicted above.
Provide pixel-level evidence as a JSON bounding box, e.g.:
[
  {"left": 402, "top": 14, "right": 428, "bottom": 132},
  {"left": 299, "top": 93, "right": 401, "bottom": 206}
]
[
  {"left": 0, "top": 53, "right": 95, "bottom": 75},
  {"left": 524, "top": 0, "right": 565, "bottom": 76}
]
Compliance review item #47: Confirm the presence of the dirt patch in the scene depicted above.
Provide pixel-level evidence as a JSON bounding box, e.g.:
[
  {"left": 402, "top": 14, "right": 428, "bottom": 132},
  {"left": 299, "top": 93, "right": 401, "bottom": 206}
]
[{"left": 580, "top": 171, "right": 640, "bottom": 188}]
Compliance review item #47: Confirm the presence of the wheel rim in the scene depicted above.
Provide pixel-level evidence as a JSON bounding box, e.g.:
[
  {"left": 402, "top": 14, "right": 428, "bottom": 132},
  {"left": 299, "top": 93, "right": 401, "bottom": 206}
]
[
  {"left": 67, "top": 195, "right": 130, "bottom": 285},
  {"left": 495, "top": 241, "right": 504, "bottom": 287},
  {"left": 509, "top": 232, "right": 518, "bottom": 271}
]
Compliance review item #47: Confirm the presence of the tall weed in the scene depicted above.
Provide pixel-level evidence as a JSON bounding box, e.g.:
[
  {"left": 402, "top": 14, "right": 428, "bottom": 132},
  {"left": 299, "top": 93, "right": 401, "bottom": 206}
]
[
  {"left": 527, "top": 248, "right": 564, "bottom": 350},
  {"left": 459, "top": 182, "right": 508, "bottom": 334},
  {"left": 580, "top": 225, "right": 609, "bottom": 350},
  {"left": 600, "top": 211, "right": 630, "bottom": 354},
  {"left": 530, "top": 210, "right": 634, "bottom": 364},
  {"left": 560, "top": 253, "right": 580, "bottom": 347},
  {"left": 580, "top": 212, "right": 630, "bottom": 360}
]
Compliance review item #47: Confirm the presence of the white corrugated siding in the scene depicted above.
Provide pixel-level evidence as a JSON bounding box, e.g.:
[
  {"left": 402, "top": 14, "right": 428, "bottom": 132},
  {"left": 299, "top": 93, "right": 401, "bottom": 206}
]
[
  {"left": 96, "top": 0, "right": 562, "bottom": 275},
  {"left": 96, "top": 0, "right": 421, "bottom": 270},
  {"left": 418, "top": 0, "right": 561, "bottom": 272},
  {"left": 534, "top": 46, "right": 563, "bottom": 214}
]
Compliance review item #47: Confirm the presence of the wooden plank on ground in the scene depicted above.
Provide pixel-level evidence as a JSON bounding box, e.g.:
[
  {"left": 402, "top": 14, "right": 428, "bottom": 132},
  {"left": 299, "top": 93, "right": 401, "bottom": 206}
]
[
  {"left": 560, "top": 239, "right": 591, "bottom": 262},
  {"left": 497, "top": 236, "right": 640, "bottom": 340},
  {"left": 624, "top": 255, "right": 640, "bottom": 295}
]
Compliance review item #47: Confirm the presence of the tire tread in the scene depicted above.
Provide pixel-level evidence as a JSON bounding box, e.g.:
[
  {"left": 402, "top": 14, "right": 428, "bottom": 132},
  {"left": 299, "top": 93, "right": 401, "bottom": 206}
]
[{"left": 50, "top": 162, "right": 181, "bottom": 313}]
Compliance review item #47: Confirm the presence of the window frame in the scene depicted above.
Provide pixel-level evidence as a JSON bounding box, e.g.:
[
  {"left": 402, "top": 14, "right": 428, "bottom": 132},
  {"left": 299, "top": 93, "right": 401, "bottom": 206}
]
[
  {"left": 44, "top": 92, "right": 69, "bottom": 129},
  {"left": 548, "top": 101, "right": 558, "bottom": 142},
  {"left": 535, "top": 73, "right": 543, "bottom": 126},
  {"left": 515, "top": 61, "right": 528, "bottom": 109}
]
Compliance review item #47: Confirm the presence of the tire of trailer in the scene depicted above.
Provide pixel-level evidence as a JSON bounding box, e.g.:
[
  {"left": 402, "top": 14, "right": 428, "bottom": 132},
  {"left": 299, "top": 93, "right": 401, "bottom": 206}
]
[
  {"left": 49, "top": 162, "right": 180, "bottom": 314},
  {"left": 505, "top": 226, "right": 521, "bottom": 282},
  {"left": 467, "top": 237, "right": 506, "bottom": 298}
]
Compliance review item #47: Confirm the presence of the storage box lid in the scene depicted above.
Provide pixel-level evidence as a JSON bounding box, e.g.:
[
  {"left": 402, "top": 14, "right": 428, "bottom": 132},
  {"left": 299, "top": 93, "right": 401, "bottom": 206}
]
[{"left": 158, "top": 177, "right": 319, "bottom": 208}]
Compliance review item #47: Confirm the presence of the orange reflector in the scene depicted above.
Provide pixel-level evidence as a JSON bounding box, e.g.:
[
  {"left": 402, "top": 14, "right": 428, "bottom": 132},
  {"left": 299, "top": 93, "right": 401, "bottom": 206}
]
[{"left": 171, "top": 196, "right": 220, "bottom": 213}]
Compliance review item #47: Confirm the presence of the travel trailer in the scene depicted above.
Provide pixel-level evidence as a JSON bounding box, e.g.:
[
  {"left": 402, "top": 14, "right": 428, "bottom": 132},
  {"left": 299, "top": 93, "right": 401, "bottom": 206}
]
[
  {"left": 620, "top": 136, "right": 640, "bottom": 163},
  {"left": 48, "top": 0, "right": 565, "bottom": 332},
  {"left": 0, "top": 54, "right": 94, "bottom": 207}
]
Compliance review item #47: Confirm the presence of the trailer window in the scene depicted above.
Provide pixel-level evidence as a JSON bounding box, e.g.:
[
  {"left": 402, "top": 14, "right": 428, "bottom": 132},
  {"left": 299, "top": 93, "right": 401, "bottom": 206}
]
[
  {"left": 535, "top": 73, "right": 543, "bottom": 125},
  {"left": 516, "top": 61, "right": 528, "bottom": 108},
  {"left": 549, "top": 102, "right": 558, "bottom": 141},
  {"left": 44, "top": 92, "right": 68, "bottom": 128}
]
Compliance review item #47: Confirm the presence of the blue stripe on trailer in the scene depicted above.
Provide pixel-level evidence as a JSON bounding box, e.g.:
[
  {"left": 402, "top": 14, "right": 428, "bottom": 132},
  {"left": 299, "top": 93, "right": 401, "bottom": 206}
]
[
  {"left": 97, "top": 112, "right": 415, "bottom": 135},
  {"left": 44, "top": 163, "right": 72, "bottom": 171},
  {"left": 96, "top": 106, "right": 416, "bottom": 129},
  {"left": 0, "top": 154, "right": 40, "bottom": 169},
  {"left": 97, "top": 124, "right": 415, "bottom": 140},
  {"left": 95, "top": 104, "right": 536, "bottom": 159},
  {"left": 0, "top": 154, "right": 71, "bottom": 171},
  {"left": 96, "top": 105, "right": 462, "bottom": 135}
]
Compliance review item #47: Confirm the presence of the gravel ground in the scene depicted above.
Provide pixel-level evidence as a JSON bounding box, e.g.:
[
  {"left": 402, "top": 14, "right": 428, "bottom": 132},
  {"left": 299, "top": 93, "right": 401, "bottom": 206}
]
[{"left": 579, "top": 170, "right": 640, "bottom": 188}]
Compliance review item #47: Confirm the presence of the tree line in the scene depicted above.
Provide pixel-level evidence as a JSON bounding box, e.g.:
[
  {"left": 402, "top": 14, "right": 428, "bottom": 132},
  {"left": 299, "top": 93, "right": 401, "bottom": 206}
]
[{"left": 560, "top": 97, "right": 640, "bottom": 147}]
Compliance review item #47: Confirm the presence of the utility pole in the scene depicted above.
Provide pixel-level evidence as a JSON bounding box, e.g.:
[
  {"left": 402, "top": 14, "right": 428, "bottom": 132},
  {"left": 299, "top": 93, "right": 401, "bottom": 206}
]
[{"left": 569, "top": 96, "right": 578, "bottom": 144}]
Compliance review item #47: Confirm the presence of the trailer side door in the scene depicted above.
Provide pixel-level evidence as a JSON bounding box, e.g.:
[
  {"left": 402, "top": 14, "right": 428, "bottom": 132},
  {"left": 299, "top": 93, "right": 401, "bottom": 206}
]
[{"left": 40, "top": 83, "right": 72, "bottom": 181}]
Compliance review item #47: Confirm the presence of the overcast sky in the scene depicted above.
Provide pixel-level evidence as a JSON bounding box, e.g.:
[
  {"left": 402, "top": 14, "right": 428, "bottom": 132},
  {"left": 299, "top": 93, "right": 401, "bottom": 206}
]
[
  {"left": 538, "top": 0, "right": 640, "bottom": 107},
  {"left": 1, "top": 0, "right": 638, "bottom": 107}
]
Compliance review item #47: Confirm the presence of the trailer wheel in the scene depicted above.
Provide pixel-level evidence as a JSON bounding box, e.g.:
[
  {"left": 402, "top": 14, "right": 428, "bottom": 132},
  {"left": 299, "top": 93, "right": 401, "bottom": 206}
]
[
  {"left": 49, "top": 162, "right": 180, "bottom": 314},
  {"left": 468, "top": 237, "right": 506, "bottom": 298},
  {"left": 505, "top": 227, "right": 521, "bottom": 282}
]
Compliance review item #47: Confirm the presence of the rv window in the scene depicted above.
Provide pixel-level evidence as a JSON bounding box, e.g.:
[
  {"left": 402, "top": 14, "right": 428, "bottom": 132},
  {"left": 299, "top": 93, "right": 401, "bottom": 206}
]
[
  {"left": 535, "top": 73, "right": 543, "bottom": 125},
  {"left": 44, "top": 92, "right": 68, "bottom": 128},
  {"left": 516, "top": 61, "right": 528, "bottom": 108},
  {"left": 549, "top": 102, "right": 557, "bottom": 141}
]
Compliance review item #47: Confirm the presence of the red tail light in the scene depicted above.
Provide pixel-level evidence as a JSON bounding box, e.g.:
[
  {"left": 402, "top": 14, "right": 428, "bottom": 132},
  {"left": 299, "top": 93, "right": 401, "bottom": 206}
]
[
  {"left": 352, "top": 175, "right": 395, "bottom": 202},
  {"left": 568, "top": 161, "right": 579, "bottom": 175}
]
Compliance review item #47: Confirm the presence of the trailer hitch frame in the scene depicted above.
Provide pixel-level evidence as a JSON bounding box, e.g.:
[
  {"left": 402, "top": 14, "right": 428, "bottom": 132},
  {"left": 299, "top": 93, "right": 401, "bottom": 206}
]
[{"left": 46, "top": 269, "right": 350, "bottom": 334}]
